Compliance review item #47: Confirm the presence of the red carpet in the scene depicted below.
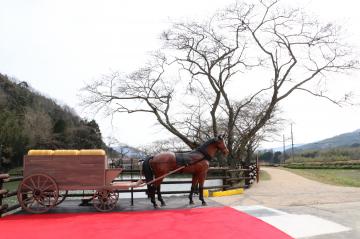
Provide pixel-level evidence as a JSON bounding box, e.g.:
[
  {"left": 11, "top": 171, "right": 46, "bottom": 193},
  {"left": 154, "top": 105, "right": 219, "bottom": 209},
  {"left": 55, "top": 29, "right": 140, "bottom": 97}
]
[{"left": 0, "top": 207, "right": 292, "bottom": 239}]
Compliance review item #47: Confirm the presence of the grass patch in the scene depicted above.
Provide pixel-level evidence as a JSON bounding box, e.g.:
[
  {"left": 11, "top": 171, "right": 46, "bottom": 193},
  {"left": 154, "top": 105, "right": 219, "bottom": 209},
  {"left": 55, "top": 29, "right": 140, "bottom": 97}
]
[
  {"left": 284, "top": 168, "right": 360, "bottom": 187},
  {"left": 259, "top": 170, "right": 271, "bottom": 181},
  {"left": 6, "top": 167, "right": 23, "bottom": 175},
  {"left": 3, "top": 180, "right": 20, "bottom": 191},
  {"left": 284, "top": 161, "right": 360, "bottom": 169},
  {"left": 2, "top": 180, "right": 20, "bottom": 206}
]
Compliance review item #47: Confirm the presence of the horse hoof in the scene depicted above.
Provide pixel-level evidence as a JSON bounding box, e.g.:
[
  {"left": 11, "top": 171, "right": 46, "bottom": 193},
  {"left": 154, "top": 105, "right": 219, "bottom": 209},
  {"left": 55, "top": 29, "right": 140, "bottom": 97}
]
[
  {"left": 153, "top": 205, "right": 159, "bottom": 209},
  {"left": 161, "top": 202, "right": 166, "bottom": 207},
  {"left": 202, "top": 202, "right": 207, "bottom": 206},
  {"left": 189, "top": 201, "right": 194, "bottom": 205}
]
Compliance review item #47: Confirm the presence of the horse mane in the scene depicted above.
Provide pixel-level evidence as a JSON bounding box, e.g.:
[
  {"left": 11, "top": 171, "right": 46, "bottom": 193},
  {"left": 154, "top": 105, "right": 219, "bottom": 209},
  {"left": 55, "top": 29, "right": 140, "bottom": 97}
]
[{"left": 195, "top": 138, "right": 218, "bottom": 153}]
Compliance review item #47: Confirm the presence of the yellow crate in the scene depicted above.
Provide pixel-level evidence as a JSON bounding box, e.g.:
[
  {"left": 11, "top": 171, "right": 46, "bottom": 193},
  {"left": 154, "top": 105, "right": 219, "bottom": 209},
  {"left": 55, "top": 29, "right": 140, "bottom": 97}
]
[
  {"left": 27, "top": 150, "right": 54, "bottom": 156},
  {"left": 53, "top": 150, "right": 80, "bottom": 155},
  {"left": 78, "top": 149, "right": 106, "bottom": 156}
]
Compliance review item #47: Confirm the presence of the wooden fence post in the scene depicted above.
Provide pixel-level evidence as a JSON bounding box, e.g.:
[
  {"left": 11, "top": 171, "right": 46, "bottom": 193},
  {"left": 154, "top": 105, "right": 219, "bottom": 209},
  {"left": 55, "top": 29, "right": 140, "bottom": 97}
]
[
  {"left": 222, "top": 168, "right": 226, "bottom": 191},
  {"left": 0, "top": 174, "right": 10, "bottom": 217}
]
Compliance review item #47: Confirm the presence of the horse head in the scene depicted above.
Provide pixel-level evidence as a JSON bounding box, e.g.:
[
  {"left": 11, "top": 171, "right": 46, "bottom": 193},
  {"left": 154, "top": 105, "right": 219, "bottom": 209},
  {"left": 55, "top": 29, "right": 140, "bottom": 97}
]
[{"left": 215, "top": 134, "right": 229, "bottom": 156}]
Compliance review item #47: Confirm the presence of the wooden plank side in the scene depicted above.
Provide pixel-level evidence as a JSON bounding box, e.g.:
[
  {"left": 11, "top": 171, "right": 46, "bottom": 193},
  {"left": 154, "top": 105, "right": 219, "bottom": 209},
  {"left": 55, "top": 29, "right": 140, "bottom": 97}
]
[
  {"left": 23, "top": 155, "right": 106, "bottom": 188},
  {"left": 105, "top": 169, "right": 123, "bottom": 185}
]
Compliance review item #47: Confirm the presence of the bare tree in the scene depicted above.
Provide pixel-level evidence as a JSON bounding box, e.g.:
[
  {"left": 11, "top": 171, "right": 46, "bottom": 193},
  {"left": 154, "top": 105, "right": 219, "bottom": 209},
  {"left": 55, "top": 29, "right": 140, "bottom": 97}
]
[
  {"left": 82, "top": 0, "right": 358, "bottom": 167},
  {"left": 139, "top": 137, "right": 189, "bottom": 155}
]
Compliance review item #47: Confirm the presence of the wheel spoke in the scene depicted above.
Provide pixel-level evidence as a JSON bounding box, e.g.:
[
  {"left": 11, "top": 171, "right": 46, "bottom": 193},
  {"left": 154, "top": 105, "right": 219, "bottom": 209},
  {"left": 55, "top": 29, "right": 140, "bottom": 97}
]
[
  {"left": 23, "top": 196, "right": 35, "bottom": 204},
  {"left": 29, "top": 198, "right": 37, "bottom": 208},
  {"left": 39, "top": 177, "right": 49, "bottom": 191},
  {"left": 42, "top": 184, "right": 54, "bottom": 192},
  {"left": 37, "top": 175, "right": 41, "bottom": 188},
  {"left": 21, "top": 182, "right": 34, "bottom": 191},
  {"left": 43, "top": 191, "right": 55, "bottom": 196},
  {"left": 29, "top": 177, "right": 37, "bottom": 189}
]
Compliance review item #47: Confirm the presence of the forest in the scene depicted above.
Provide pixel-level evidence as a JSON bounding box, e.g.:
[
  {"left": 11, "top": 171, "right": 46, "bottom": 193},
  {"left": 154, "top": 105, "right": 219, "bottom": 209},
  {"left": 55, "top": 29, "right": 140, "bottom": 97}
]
[{"left": 0, "top": 73, "right": 111, "bottom": 171}]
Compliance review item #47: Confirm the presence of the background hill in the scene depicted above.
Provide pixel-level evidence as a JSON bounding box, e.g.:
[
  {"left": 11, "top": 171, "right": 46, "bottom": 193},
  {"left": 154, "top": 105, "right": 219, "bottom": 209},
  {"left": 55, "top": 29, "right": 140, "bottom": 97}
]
[
  {"left": 0, "top": 73, "right": 108, "bottom": 170},
  {"left": 294, "top": 129, "right": 360, "bottom": 152},
  {"left": 259, "top": 129, "right": 360, "bottom": 166}
]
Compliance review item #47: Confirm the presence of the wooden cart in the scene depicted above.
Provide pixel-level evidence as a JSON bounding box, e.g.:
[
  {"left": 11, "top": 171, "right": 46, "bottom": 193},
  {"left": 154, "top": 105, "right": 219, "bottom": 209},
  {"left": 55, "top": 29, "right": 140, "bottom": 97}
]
[{"left": 17, "top": 149, "right": 139, "bottom": 213}]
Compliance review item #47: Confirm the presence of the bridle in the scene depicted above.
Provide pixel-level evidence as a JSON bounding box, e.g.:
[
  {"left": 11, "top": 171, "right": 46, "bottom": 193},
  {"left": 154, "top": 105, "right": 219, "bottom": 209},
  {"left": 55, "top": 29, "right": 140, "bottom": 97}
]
[{"left": 196, "top": 138, "right": 227, "bottom": 161}]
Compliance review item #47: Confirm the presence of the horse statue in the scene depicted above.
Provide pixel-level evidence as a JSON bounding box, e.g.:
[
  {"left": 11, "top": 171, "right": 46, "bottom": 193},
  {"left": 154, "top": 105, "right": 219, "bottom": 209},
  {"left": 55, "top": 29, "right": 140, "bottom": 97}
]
[{"left": 142, "top": 135, "right": 229, "bottom": 208}]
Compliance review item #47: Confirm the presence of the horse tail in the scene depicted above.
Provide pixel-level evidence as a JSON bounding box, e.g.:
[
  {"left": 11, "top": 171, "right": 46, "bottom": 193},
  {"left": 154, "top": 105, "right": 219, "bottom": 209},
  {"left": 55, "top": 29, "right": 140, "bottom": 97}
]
[{"left": 142, "top": 156, "right": 154, "bottom": 183}]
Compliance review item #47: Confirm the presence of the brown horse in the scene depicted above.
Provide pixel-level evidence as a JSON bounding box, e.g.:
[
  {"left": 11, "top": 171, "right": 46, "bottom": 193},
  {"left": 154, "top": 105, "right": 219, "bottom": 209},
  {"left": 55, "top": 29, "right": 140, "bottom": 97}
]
[{"left": 142, "top": 135, "right": 229, "bottom": 208}]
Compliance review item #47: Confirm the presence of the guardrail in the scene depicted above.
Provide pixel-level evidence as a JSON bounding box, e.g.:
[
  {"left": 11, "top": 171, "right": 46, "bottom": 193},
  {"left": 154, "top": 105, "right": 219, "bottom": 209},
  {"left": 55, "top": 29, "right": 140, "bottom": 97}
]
[{"left": 0, "top": 164, "right": 258, "bottom": 217}]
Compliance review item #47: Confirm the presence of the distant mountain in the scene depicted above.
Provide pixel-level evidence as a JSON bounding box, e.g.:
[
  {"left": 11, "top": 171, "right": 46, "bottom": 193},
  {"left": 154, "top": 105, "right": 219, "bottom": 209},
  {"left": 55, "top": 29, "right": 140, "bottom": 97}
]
[
  {"left": 270, "top": 144, "right": 303, "bottom": 153},
  {"left": 293, "top": 129, "right": 360, "bottom": 152}
]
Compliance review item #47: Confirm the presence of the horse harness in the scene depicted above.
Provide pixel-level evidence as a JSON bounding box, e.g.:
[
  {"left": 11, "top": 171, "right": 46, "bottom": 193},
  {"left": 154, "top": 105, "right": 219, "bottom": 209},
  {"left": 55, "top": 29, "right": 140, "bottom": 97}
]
[{"left": 175, "top": 148, "right": 212, "bottom": 167}]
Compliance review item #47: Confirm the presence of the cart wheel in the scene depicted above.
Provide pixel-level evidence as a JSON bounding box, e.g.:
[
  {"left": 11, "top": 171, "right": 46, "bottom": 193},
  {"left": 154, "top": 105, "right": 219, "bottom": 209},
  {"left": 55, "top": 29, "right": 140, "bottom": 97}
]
[
  {"left": 93, "top": 188, "right": 118, "bottom": 212},
  {"left": 17, "top": 173, "right": 59, "bottom": 213},
  {"left": 55, "top": 190, "right": 68, "bottom": 206}
]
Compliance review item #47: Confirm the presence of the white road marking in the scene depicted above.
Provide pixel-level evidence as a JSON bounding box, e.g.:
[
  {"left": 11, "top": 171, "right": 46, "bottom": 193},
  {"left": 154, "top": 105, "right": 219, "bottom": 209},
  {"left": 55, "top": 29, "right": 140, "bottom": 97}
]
[{"left": 232, "top": 205, "right": 351, "bottom": 238}]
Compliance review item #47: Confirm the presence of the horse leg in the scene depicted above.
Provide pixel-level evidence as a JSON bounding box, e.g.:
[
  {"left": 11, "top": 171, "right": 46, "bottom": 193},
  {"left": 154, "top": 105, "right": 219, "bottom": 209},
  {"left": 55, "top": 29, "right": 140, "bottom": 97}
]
[
  {"left": 156, "top": 184, "right": 166, "bottom": 206},
  {"left": 148, "top": 184, "right": 158, "bottom": 208},
  {"left": 188, "top": 175, "right": 198, "bottom": 205},
  {"left": 198, "top": 175, "right": 207, "bottom": 206}
]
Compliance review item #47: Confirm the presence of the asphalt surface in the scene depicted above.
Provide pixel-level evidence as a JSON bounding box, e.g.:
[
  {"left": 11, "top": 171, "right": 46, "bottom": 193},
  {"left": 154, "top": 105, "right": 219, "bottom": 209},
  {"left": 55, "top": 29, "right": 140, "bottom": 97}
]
[{"left": 16, "top": 194, "right": 222, "bottom": 215}]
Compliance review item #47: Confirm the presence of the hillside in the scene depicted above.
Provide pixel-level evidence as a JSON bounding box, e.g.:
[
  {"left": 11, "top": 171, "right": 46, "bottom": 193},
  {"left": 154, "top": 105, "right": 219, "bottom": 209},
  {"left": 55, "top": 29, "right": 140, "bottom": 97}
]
[
  {"left": 294, "top": 129, "right": 360, "bottom": 152},
  {"left": 0, "top": 73, "right": 107, "bottom": 170}
]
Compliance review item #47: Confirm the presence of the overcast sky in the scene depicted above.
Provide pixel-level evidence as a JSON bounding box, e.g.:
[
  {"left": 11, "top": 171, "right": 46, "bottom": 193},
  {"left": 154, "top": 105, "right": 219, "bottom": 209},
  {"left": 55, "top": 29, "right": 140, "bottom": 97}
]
[{"left": 1, "top": 0, "right": 360, "bottom": 149}]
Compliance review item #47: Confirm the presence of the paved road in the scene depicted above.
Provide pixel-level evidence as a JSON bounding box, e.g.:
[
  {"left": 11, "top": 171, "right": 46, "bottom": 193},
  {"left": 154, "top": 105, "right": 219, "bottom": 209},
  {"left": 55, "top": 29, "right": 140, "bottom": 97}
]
[{"left": 211, "top": 167, "right": 360, "bottom": 238}]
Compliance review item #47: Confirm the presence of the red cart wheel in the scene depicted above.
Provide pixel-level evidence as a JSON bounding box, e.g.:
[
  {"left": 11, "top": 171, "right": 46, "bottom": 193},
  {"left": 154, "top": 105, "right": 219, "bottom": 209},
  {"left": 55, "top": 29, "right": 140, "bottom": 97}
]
[
  {"left": 17, "top": 173, "right": 59, "bottom": 213},
  {"left": 93, "top": 188, "right": 118, "bottom": 212}
]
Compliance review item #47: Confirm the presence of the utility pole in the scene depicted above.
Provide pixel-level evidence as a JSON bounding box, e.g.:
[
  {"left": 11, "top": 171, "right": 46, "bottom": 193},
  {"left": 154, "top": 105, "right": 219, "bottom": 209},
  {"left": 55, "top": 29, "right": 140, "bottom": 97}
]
[
  {"left": 282, "top": 134, "right": 286, "bottom": 164},
  {"left": 291, "top": 124, "right": 294, "bottom": 162}
]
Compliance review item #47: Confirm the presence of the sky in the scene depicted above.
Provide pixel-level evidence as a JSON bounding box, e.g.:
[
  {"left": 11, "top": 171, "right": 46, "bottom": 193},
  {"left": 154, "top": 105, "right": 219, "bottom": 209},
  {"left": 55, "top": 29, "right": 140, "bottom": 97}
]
[{"left": 1, "top": 0, "right": 360, "bottom": 149}]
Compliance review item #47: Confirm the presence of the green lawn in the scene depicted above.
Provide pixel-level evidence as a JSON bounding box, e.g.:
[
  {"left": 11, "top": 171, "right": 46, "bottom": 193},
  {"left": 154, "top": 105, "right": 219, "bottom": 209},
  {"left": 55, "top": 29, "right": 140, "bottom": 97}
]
[{"left": 284, "top": 168, "right": 360, "bottom": 187}]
